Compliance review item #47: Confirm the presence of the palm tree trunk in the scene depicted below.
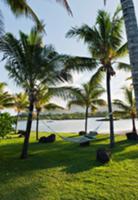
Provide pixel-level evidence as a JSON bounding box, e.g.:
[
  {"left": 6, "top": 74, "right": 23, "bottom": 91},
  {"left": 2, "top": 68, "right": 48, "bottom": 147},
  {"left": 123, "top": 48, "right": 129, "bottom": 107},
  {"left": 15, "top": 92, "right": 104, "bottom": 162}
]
[
  {"left": 132, "top": 116, "right": 136, "bottom": 132},
  {"left": 15, "top": 111, "right": 20, "bottom": 134},
  {"left": 120, "top": 0, "right": 138, "bottom": 113},
  {"left": 36, "top": 110, "right": 40, "bottom": 140},
  {"left": 20, "top": 100, "right": 34, "bottom": 159},
  {"left": 85, "top": 106, "right": 89, "bottom": 133},
  {"left": 106, "top": 70, "right": 115, "bottom": 148}
]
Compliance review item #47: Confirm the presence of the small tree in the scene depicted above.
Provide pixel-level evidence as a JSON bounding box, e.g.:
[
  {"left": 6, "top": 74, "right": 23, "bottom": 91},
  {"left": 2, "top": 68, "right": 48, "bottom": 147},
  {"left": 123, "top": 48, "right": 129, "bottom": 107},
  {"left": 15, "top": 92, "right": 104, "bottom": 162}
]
[
  {"left": 0, "top": 82, "right": 14, "bottom": 111},
  {"left": 68, "top": 70, "right": 106, "bottom": 133},
  {"left": 113, "top": 86, "right": 137, "bottom": 133},
  {"left": 35, "top": 86, "right": 64, "bottom": 140},
  {"left": 14, "top": 92, "right": 28, "bottom": 134},
  {"left": 0, "top": 113, "right": 14, "bottom": 138}
]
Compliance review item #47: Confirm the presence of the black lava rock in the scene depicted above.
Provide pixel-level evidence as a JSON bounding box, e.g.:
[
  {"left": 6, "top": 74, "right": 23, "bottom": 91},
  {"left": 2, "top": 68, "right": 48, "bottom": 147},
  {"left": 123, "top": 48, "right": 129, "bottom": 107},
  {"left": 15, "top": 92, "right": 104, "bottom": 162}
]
[
  {"left": 39, "top": 134, "right": 56, "bottom": 143},
  {"left": 126, "top": 132, "right": 138, "bottom": 140},
  {"left": 79, "top": 131, "right": 86, "bottom": 136},
  {"left": 96, "top": 148, "right": 111, "bottom": 164}
]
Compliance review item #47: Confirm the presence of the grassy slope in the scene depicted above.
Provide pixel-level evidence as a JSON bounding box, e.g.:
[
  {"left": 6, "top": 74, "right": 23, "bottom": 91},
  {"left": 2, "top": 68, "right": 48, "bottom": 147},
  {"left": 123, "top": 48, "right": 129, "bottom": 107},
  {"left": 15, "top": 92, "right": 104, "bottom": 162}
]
[{"left": 0, "top": 133, "right": 138, "bottom": 200}]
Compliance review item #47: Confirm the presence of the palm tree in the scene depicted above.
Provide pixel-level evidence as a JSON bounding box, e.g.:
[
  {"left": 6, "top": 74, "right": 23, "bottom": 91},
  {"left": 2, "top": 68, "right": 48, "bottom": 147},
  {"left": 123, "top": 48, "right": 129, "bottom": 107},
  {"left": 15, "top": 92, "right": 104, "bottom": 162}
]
[
  {"left": 14, "top": 92, "right": 28, "bottom": 134},
  {"left": 66, "top": 7, "right": 128, "bottom": 147},
  {"left": 113, "top": 86, "right": 137, "bottom": 132},
  {"left": 35, "top": 86, "right": 64, "bottom": 140},
  {"left": 0, "top": 82, "right": 13, "bottom": 111},
  {"left": 68, "top": 70, "right": 106, "bottom": 133},
  {"left": 0, "top": 28, "right": 72, "bottom": 159},
  {"left": 1, "top": 0, "right": 72, "bottom": 30},
  {"left": 104, "top": 0, "right": 138, "bottom": 115}
]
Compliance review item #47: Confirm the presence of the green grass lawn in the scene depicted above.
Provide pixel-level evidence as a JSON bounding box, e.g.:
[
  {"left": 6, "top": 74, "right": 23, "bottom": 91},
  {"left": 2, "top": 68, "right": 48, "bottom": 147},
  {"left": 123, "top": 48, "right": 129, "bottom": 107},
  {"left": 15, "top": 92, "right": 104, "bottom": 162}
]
[{"left": 0, "top": 132, "right": 138, "bottom": 200}]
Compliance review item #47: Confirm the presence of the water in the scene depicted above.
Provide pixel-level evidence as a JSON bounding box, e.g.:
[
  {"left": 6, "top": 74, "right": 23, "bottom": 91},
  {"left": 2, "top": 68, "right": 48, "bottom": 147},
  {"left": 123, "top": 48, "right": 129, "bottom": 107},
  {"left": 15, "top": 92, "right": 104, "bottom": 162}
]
[{"left": 17, "top": 118, "right": 137, "bottom": 134}]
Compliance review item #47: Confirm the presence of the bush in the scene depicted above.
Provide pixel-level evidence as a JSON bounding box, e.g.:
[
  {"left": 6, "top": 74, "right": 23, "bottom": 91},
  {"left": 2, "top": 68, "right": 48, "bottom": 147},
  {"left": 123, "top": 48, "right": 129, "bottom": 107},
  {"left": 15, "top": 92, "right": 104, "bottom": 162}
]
[{"left": 0, "top": 113, "right": 14, "bottom": 138}]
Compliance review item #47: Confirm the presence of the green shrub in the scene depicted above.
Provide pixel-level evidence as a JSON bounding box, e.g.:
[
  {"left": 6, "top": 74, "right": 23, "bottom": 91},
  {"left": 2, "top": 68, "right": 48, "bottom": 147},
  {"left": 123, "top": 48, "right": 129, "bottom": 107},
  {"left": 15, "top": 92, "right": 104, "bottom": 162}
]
[{"left": 0, "top": 113, "right": 14, "bottom": 138}]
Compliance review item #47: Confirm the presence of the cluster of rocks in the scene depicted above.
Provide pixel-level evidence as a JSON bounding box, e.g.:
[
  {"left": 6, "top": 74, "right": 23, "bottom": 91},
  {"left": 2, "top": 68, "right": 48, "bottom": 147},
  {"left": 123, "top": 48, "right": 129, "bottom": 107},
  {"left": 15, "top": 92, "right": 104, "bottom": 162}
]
[{"left": 39, "top": 134, "right": 56, "bottom": 143}]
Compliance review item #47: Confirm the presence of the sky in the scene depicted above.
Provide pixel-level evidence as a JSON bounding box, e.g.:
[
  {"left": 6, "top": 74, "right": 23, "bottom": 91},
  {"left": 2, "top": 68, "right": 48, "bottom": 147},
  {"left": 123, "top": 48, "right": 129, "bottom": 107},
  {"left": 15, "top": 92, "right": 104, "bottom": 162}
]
[{"left": 1, "top": 0, "right": 138, "bottom": 110}]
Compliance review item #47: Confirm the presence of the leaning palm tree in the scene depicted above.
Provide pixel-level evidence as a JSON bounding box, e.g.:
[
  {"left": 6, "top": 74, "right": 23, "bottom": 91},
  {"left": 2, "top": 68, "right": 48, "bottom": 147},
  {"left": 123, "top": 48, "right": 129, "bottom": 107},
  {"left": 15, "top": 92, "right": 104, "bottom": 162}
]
[
  {"left": 104, "top": 0, "right": 138, "bottom": 114},
  {"left": 113, "top": 86, "right": 137, "bottom": 132},
  {"left": 0, "top": 82, "right": 13, "bottom": 111},
  {"left": 68, "top": 70, "right": 106, "bottom": 133},
  {"left": 66, "top": 7, "right": 129, "bottom": 147},
  {"left": 0, "top": 28, "right": 72, "bottom": 159},
  {"left": 14, "top": 92, "right": 28, "bottom": 134},
  {"left": 1, "top": 0, "right": 72, "bottom": 30}
]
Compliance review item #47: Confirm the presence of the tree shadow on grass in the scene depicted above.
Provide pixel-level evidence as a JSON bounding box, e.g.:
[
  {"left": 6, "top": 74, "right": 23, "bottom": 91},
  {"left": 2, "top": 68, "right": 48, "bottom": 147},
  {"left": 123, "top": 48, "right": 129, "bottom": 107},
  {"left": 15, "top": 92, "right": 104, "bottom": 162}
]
[
  {"left": 112, "top": 138, "right": 138, "bottom": 161},
  {"left": 0, "top": 134, "right": 138, "bottom": 200},
  {"left": 0, "top": 135, "right": 137, "bottom": 180}
]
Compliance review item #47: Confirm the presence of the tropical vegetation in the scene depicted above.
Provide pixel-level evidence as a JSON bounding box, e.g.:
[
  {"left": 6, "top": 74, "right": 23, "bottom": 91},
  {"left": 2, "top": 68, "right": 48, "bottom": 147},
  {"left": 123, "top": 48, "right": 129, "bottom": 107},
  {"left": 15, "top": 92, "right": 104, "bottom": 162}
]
[
  {"left": 0, "top": 1, "right": 138, "bottom": 199},
  {"left": 0, "top": 112, "right": 14, "bottom": 138},
  {"left": 113, "top": 86, "right": 137, "bottom": 132},
  {"left": 14, "top": 92, "right": 28, "bottom": 134},
  {"left": 0, "top": 27, "right": 72, "bottom": 158},
  {"left": 34, "top": 85, "right": 64, "bottom": 140},
  {"left": 66, "top": 7, "right": 129, "bottom": 147},
  {"left": 0, "top": 82, "right": 13, "bottom": 111},
  {"left": 68, "top": 70, "right": 106, "bottom": 133}
]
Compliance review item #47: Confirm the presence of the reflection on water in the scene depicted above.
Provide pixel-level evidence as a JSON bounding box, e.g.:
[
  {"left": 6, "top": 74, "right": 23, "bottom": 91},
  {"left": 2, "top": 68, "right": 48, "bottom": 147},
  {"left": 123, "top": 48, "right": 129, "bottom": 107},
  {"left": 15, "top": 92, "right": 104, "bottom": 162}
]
[{"left": 17, "top": 118, "right": 138, "bottom": 133}]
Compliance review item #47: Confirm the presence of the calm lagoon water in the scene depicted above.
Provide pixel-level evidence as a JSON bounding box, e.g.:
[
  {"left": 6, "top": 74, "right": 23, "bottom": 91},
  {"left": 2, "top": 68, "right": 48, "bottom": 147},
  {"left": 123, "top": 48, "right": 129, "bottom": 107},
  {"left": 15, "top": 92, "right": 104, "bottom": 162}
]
[{"left": 17, "top": 118, "right": 138, "bottom": 134}]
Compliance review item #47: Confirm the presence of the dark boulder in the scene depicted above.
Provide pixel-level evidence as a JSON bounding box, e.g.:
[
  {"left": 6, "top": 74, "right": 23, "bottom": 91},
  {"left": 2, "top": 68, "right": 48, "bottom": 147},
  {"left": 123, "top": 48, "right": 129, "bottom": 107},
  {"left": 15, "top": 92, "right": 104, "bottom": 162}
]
[
  {"left": 96, "top": 148, "right": 111, "bottom": 164},
  {"left": 126, "top": 132, "right": 138, "bottom": 140},
  {"left": 39, "top": 134, "right": 56, "bottom": 143},
  {"left": 79, "top": 131, "right": 86, "bottom": 136},
  {"left": 17, "top": 130, "right": 26, "bottom": 137}
]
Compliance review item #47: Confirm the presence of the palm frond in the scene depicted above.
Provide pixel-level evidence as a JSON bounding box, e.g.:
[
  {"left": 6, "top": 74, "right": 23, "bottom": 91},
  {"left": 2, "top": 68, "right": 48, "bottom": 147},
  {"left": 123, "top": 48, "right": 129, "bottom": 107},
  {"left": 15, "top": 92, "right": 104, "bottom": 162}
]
[
  {"left": 66, "top": 25, "right": 96, "bottom": 44},
  {"left": 117, "top": 62, "right": 131, "bottom": 72},
  {"left": 56, "top": 0, "right": 73, "bottom": 16},
  {"left": 89, "top": 68, "right": 104, "bottom": 88},
  {"left": 64, "top": 55, "right": 98, "bottom": 72},
  {"left": 115, "top": 42, "right": 128, "bottom": 58},
  {"left": 44, "top": 103, "right": 65, "bottom": 110},
  {"left": 67, "top": 100, "right": 85, "bottom": 109},
  {"left": 113, "top": 99, "right": 130, "bottom": 110},
  {"left": 3, "top": 0, "right": 44, "bottom": 31}
]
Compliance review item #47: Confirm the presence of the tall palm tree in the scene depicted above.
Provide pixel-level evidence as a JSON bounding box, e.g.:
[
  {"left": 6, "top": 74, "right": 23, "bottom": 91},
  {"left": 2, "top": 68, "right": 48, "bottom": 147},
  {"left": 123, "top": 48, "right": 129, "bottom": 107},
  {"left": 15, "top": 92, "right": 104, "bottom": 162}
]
[
  {"left": 0, "top": 82, "right": 13, "bottom": 111},
  {"left": 1, "top": 0, "right": 72, "bottom": 30},
  {"left": 104, "top": 0, "right": 138, "bottom": 115},
  {"left": 113, "top": 86, "right": 137, "bottom": 132},
  {"left": 66, "top": 7, "right": 128, "bottom": 147},
  {"left": 68, "top": 70, "right": 106, "bottom": 133},
  {"left": 14, "top": 92, "right": 28, "bottom": 134},
  {"left": 0, "top": 28, "right": 72, "bottom": 159}
]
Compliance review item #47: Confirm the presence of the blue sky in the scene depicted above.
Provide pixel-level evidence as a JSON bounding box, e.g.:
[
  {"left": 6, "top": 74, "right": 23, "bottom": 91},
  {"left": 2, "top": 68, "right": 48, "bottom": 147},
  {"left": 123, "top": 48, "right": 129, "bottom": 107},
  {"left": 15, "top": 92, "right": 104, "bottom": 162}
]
[{"left": 1, "top": 0, "right": 138, "bottom": 107}]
